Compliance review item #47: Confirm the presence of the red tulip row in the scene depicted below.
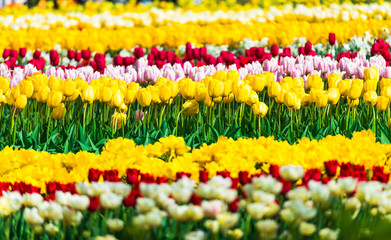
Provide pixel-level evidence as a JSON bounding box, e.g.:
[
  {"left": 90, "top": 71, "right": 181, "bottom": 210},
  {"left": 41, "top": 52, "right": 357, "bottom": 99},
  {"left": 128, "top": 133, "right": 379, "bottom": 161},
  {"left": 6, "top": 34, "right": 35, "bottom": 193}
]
[
  {"left": 0, "top": 160, "right": 389, "bottom": 213},
  {"left": 1, "top": 33, "right": 391, "bottom": 72}
]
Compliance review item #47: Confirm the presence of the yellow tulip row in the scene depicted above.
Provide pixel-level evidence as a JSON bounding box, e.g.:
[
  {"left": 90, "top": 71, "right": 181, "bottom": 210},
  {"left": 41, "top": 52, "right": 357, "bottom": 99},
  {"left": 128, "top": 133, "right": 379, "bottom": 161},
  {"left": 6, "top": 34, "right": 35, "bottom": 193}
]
[
  {"left": 2, "top": 18, "right": 390, "bottom": 51},
  {"left": 1, "top": 0, "right": 384, "bottom": 16},
  {"left": 0, "top": 130, "right": 388, "bottom": 191},
  {"left": 1, "top": 66, "right": 391, "bottom": 124}
]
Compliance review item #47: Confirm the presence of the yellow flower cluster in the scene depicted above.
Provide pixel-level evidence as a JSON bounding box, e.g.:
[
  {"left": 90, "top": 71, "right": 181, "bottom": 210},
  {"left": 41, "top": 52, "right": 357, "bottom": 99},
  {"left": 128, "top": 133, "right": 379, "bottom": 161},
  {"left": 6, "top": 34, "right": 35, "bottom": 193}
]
[
  {"left": 3, "top": 66, "right": 390, "bottom": 123},
  {"left": 0, "top": 130, "right": 389, "bottom": 191},
  {"left": 1, "top": 18, "right": 390, "bottom": 51}
]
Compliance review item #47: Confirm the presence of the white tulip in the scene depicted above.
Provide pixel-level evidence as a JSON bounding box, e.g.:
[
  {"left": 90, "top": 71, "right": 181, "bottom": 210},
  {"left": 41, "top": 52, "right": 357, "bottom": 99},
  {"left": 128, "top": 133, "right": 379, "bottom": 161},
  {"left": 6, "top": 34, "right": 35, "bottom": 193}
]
[{"left": 24, "top": 207, "right": 44, "bottom": 225}]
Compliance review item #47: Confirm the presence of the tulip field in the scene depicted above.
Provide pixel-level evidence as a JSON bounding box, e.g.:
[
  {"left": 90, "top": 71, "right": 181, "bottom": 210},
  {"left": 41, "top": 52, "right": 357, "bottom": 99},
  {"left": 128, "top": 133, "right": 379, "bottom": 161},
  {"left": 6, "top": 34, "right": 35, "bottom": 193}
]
[{"left": 3, "top": 0, "right": 391, "bottom": 239}]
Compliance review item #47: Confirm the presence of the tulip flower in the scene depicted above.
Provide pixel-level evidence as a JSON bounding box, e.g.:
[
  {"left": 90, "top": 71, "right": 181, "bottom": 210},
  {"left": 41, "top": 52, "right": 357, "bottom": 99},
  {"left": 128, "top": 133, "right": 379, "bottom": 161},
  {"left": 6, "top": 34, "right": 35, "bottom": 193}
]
[
  {"left": 51, "top": 104, "right": 66, "bottom": 120},
  {"left": 182, "top": 100, "right": 199, "bottom": 116}
]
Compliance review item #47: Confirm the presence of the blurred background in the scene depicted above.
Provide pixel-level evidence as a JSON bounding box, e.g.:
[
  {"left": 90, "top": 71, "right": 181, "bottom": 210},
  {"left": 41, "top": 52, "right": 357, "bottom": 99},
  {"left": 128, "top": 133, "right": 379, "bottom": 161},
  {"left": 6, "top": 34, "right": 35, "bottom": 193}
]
[{"left": 0, "top": 0, "right": 386, "bottom": 9}]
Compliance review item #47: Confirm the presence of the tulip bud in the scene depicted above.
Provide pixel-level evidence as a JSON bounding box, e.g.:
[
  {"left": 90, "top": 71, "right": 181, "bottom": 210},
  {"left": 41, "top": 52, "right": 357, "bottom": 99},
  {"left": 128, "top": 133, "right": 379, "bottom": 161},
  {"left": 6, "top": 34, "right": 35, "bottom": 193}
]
[
  {"left": 182, "top": 80, "right": 196, "bottom": 100},
  {"left": 49, "top": 50, "right": 58, "bottom": 62},
  {"left": 364, "top": 67, "right": 379, "bottom": 82},
  {"left": 20, "top": 80, "right": 34, "bottom": 98},
  {"left": 208, "top": 79, "right": 224, "bottom": 99},
  {"left": 48, "top": 76, "right": 62, "bottom": 92},
  {"left": 271, "top": 45, "right": 279, "bottom": 57},
  {"left": 182, "top": 99, "right": 199, "bottom": 116},
  {"left": 377, "top": 96, "right": 390, "bottom": 111},
  {"left": 268, "top": 82, "right": 281, "bottom": 98},
  {"left": 75, "top": 52, "right": 82, "bottom": 61},
  {"left": 134, "top": 47, "right": 144, "bottom": 59},
  {"left": 195, "top": 83, "right": 207, "bottom": 102},
  {"left": 363, "top": 91, "right": 378, "bottom": 106},
  {"left": 51, "top": 103, "right": 66, "bottom": 120},
  {"left": 112, "top": 90, "right": 123, "bottom": 108},
  {"left": 62, "top": 79, "right": 76, "bottom": 97},
  {"left": 47, "top": 91, "right": 63, "bottom": 108},
  {"left": 329, "top": 33, "right": 336, "bottom": 46},
  {"left": 2, "top": 49, "right": 10, "bottom": 59},
  {"left": 33, "top": 50, "right": 41, "bottom": 59},
  {"left": 284, "top": 91, "right": 301, "bottom": 109},
  {"left": 15, "top": 94, "right": 27, "bottom": 109},
  {"left": 136, "top": 88, "right": 152, "bottom": 107},
  {"left": 101, "top": 87, "right": 113, "bottom": 103},
  {"left": 113, "top": 55, "right": 123, "bottom": 66},
  {"left": 347, "top": 84, "right": 363, "bottom": 100},
  {"left": 67, "top": 50, "right": 75, "bottom": 60},
  {"left": 250, "top": 75, "right": 267, "bottom": 93},
  {"left": 19, "top": 48, "right": 27, "bottom": 58},
  {"left": 252, "top": 101, "right": 268, "bottom": 118},
  {"left": 315, "top": 92, "right": 328, "bottom": 108},
  {"left": 36, "top": 87, "right": 50, "bottom": 103},
  {"left": 159, "top": 85, "right": 172, "bottom": 103},
  {"left": 327, "top": 88, "right": 340, "bottom": 105},
  {"left": 111, "top": 111, "right": 127, "bottom": 130},
  {"left": 235, "top": 84, "right": 251, "bottom": 103},
  {"left": 81, "top": 50, "right": 91, "bottom": 60},
  {"left": 82, "top": 86, "right": 95, "bottom": 104},
  {"left": 327, "top": 73, "right": 341, "bottom": 88}
]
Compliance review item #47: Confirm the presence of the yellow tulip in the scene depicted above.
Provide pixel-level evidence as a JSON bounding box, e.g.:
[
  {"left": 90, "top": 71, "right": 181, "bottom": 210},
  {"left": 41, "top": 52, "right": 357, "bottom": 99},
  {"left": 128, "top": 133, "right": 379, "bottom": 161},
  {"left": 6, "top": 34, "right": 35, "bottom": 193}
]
[
  {"left": 235, "top": 84, "right": 251, "bottom": 103},
  {"left": 208, "top": 78, "right": 224, "bottom": 99},
  {"left": 347, "top": 84, "right": 362, "bottom": 100},
  {"left": 327, "top": 73, "right": 341, "bottom": 88},
  {"left": 110, "top": 111, "right": 127, "bottom": 130},
  {"left": 159, "top": 85, "right": 172, "bottom": 103},
  {"left": 47, "top": 91, "right": 63, "bottom": 108},
  {"left": 363, "top": 79, "right": 377, "bottom": 92},
  {"left": 112, "top": 90, "right": 123, "bottom": 108},
  {"left": 51, "top": 103, "right": 66, "bottom": 120},
  {"left": 124, "top": 89, "right": 137, "bottom": 105},
  {"left": 301, "top": 94, "right": 311, "bottom": 107},
  {"left": 377, "top": 96, "right": 390, "bottom": 111},
  {"left": 182, "top": 80, "right": 196, "bottom": 100},
  {"left": 315, "top": 92, "right": 328, "bottom": 108},
  {"left": 327, "top": 88, "right": 340, "bottom": 105},
  {"left": 284, "top": 91, "right": 300, "bottom": 109},
  {"left": 36, "top": 87, "right": 50, "bottom": 103},
  {"left": 82, "top": 86, "right": 95, "bottom": 104},
  {"left": 48, "top": 76, "right": 62, "bottom": 92},
  {"left": 246, "top": 90, "right": 258, "bottom": 106},
  {"left": 195, "top": 83, "right": 207, "bottom": 102},
  {"left": 182, "top": 99, "right": 199, "bottom": 116},
  {"left": 136, "top": 88, "right": 152, "bottom": 107},
  {"left": 252, "top": 101, "right": 268, "bottom": 118},
  {"left": 268, "top": 81, "right": 281, "bottom": 98},
  {"left": 364, "top": 66, "right": 379, "bottom": 82},
  {"left": 0, "top": 77, "right": 10, "bottom": 93},
  {"left": 101, "top": 87, "right": 113, "bottom": 103},
  {"left": 250, "top": 75, "right": 267, "bottom": 93},
  {"left": 20, "top": 80, "right": 34, "bottom": 98},
  {"left": 363, "top": 91, "right": 378, "bottom": 106},
  {"left": 15, "top": 94, "right": 27, "bottom": 109},
  {"left": 63, "top": 78, "right": 76, "bottom": 97}
]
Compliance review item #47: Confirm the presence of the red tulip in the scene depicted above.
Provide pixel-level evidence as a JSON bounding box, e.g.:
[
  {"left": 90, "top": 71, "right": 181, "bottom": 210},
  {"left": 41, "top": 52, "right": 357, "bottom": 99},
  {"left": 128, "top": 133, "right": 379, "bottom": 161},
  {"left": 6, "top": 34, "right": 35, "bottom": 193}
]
[
  {"left": 199, "top": 170, "right": 208, "bottom": 183},
  {"left": 67, "top": 50, "right": 75, "bottom": 60},
  {"left": 2, "top": 49, "right": 10, "bottom": 59},
  {"left": 88, "top": 168, "right": 101, "bottom": 182},
  {"left": 134, "top": 47, "right": 144, "bottom": 59},
  {"left": 189, "top": 193, "right": 201, "bottom": 205},
  {"left": 271, "top": 45, "right": 279, "bottom": 57},
  {"left": 33, "top": 50, "right": 41, "bottom": 59},
  {"left": 324, "top": 160, "right": 339, "bottom": 177},
  {"left": 329, "top": 33, "right": 336, "bottom": 46}
]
